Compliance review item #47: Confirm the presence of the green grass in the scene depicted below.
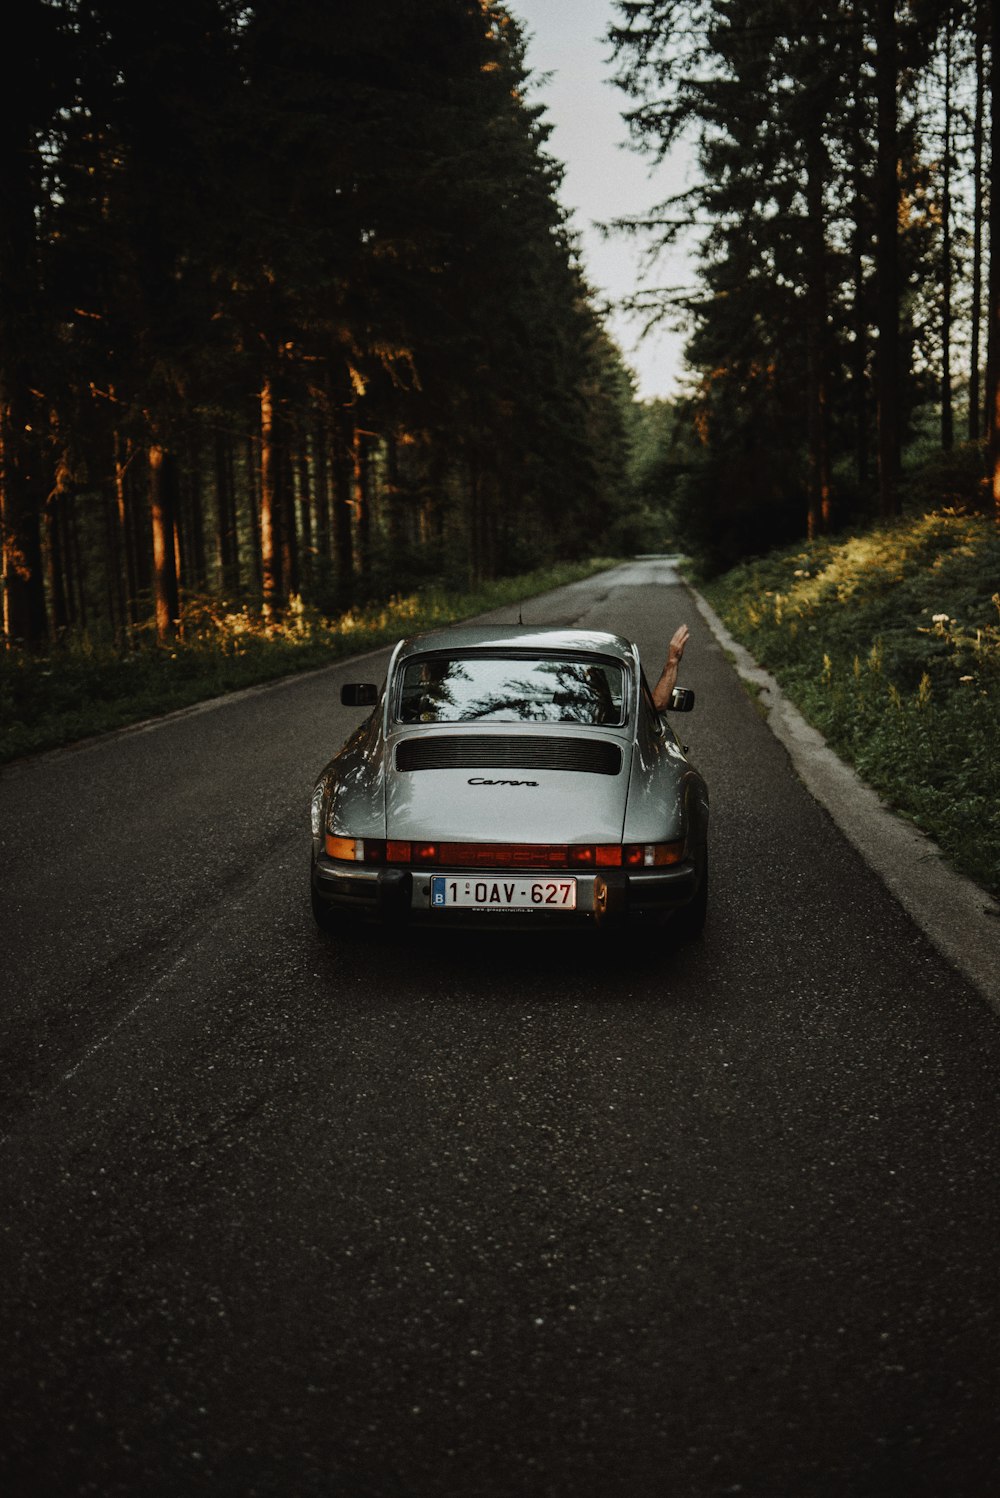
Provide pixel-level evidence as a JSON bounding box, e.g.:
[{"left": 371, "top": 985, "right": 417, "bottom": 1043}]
[
  {"left": 702, "top": 510, "right": 1000, "bottom": 898},
  {"left": 0, "top": 560, "right": 618, "bottom": 766}
]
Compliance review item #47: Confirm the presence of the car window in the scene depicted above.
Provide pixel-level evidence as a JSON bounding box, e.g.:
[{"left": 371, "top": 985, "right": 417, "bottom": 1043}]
[{"left": 396, "top": 655, "right": 626, "bottom": 726}]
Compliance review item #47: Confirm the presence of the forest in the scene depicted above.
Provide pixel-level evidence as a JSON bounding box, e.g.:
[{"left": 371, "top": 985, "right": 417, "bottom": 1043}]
[
  {"left": 611, "top": 0, "right": 1000, "bottom": 571},
  {"left": 1, "top": 0, "right": 998, "bottom": 655},
  {"left": 0, "top": 0, "right": 636, "bottom": 650}
]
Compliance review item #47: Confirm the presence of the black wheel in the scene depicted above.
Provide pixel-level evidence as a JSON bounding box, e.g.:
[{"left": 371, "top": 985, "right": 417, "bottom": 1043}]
[
  {"left": 311, "top": 876, "right": 349, "bottom": 935},
  {"left": 672, "top": 853, "right": 708, "bottom": 943}
]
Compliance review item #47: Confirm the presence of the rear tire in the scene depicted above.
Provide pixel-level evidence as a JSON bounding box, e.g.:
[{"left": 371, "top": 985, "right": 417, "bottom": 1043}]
[
  {"left": 311, "top": 877, "right": 349, "bottom": 935},
  {"left": 672, "top": 854, "right": 708, "bottom": 943}
]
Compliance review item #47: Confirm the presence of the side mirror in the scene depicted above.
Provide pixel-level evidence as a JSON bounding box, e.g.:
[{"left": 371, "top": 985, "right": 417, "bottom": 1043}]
[
  {"left": 341, "top": 682, "right": 378, "bottom": 707},
  {"left": 668, "top": 687, "right": 695, "bottom": 712}
]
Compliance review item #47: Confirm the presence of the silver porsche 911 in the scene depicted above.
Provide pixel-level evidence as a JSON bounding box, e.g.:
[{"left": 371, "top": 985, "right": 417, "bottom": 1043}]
[{"left": 309, "top": 625, "right": 708, "bottom": 936}]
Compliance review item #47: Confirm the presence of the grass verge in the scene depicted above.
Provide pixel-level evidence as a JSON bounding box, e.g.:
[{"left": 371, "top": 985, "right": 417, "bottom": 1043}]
[
  {"left": 701, "top": 510, "right": 1000, "bottom": 898},
  {"left": 0, "top": 559, "right": 617, "bottom": 766}
]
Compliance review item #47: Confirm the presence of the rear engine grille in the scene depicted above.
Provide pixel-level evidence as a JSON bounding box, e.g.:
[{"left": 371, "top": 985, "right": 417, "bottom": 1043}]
[{"left": 395, "top": 734, "right": 622, "bottom": 776}]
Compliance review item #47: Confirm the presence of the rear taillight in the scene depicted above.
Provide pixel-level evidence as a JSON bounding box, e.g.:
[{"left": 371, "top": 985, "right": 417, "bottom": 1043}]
[
  {"left": 324, "top": 835, "right": 386, "bottom": 863},
  {"left": 325, "top": 836, "right": 684, "bottom": 868}
]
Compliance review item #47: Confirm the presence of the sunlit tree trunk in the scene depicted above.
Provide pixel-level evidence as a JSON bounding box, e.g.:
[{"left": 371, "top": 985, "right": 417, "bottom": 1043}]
[
  {"left": 149, "top": 438, "right": 180, "bottom": 641},
  {"left": 259, "top": 373, "right": 283, "bottom": 616}
]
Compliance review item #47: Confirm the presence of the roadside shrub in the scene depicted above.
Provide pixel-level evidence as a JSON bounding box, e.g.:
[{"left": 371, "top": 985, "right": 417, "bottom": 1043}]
[{"left": 704, "top": 510, "right": 1000, "bottom": 896}]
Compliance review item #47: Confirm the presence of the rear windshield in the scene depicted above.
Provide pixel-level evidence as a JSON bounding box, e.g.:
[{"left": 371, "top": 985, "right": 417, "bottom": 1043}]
[{"left": 396, "top": 655, "right": 626, "bottom": 726}]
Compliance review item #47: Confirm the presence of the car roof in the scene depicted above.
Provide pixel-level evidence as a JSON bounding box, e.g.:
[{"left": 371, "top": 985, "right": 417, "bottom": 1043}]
[{"left": 394, "top": 625, "right": 636, "bottom": 664}]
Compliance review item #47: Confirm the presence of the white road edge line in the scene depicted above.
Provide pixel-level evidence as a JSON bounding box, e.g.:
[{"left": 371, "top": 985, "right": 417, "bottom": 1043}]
[{"left": 688, "top": 583, "right": 1000, "bottom": 1016}]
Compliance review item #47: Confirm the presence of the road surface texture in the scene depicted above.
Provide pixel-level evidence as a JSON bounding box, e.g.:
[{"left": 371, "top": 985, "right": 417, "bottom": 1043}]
[{"left": 2, "top": 560, "right": 998, "bottom": 1498}]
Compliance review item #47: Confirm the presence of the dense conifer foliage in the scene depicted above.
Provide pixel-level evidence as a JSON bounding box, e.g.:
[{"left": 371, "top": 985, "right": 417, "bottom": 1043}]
[
  {"left": 610, "top": 0, "right": 998, "bottom": 572},
  {"left": 0, "top": 1, "right": 634, "bottom": 646}
]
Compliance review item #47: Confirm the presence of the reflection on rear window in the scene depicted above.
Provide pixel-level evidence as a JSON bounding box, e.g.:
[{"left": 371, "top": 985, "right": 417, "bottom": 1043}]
[{"left": 397, "top": 656, "right": 626, "bottom": 726}]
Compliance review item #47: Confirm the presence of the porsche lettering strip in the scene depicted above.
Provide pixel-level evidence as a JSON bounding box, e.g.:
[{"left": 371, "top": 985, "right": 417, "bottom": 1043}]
[{"left": 395, "top": 735, "right": 622, "bottom": 775}]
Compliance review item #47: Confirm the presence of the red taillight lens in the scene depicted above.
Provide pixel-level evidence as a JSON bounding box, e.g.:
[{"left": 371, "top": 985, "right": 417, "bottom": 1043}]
[{"left": 328, "top": 839, "right": 686, "bottom": 868}]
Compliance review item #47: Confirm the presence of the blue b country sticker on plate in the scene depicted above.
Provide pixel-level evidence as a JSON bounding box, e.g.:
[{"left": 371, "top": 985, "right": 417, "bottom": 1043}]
[{"left": 431, "top": 877, "right": 447, "bottom": 907}]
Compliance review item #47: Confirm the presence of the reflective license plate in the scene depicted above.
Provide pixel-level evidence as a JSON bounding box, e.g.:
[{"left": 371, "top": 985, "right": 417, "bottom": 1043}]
[{"left": 431, "top": 876, "right": 577, "bottom": 911}]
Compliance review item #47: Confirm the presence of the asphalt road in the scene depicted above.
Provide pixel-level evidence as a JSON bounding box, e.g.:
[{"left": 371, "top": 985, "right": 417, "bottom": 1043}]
[{"left": 2, "top": 559, "right": 998, "bottom": 1498}]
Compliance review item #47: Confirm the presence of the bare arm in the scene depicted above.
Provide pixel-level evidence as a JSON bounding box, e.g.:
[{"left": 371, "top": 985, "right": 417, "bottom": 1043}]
[{"left": 651, "top": 623, "right": 689, "bottom": 711}]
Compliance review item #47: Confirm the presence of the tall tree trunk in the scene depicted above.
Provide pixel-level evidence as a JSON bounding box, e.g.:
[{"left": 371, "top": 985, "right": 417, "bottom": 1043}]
[
  {"left": 970, "top": 1, "right": 986, "bottom": 442},
  {"left": 103, "top": 484, "right": 122, "bottom": 639},
  {"left": 149, "top": 439, "right": 180, "bottom": 641},
  {"left": 312, "top": 415, "right": 331, "bottom": 566},
  {"left": 385, "top": 427, "right": 403, "bottom": 557},
  {"left": 849, "top": 73, "right": 870, "bottom": 490},
  {"left": 331, "top": 411, "right": 356, "bottom": 600},
  {"left": 940, "top": 10, "right": 954, "bottom": 451},
  {"left": 44, "top": 485, "right": 69, "bottom": 635},
  {"left": 804, "top": 119, "right": 831, "bottom": 537},
  {"left": 68, "top": 492, "right": 87, "bottom": 629},
  {"left": 245, "top": 433, "right": 263, "bottom": 594},
  {"left": 259, "top": 374, "right": 283, "bottom": 616},
  {"left": 468, "top": 456, "right": 482, "bottom": 585},
  {"left": 214, "top": 430, "right": 240, "bottom": 595},
  {"left": 875, "top": 0, "right": 901, "bottom": 519},
  {"left": 182, "top": 430, "right": 207, "bottom": 590},
  {"left": 114, "top": 428, "right": 138, "bottom": 629},
  {"left": 353, "top": 428, "right": 371, "bottom": 583},
  {"left": 295, "top": 435, "right": 313, "bottom": 589},
  {"left": 0, "top": 21, "right": 48, "bottom": 647},
  {"left": 988, "top": 0, "right": 1000, "bottom": 519},
  {"left": 281, "top": 442, "right": 299, "bottom": 600}
]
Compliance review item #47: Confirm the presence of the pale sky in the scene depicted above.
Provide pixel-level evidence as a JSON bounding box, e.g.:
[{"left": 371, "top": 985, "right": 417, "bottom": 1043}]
[{"left": 509, "top": 0, "right": 696, "bottom": 400}]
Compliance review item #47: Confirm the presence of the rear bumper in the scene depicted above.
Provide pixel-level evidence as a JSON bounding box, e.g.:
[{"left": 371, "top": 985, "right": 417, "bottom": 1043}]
[{"left": 312, "top": 854, "right": 698, "bottom": 928}]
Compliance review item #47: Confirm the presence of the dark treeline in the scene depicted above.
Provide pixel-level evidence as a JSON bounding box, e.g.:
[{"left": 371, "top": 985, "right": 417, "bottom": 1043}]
[
  {"left": 611, "top": 0, "right": 1000, "bottom": 573},
  {"left": 0, "top": 0, "right": 635, "bottom": 648}
]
